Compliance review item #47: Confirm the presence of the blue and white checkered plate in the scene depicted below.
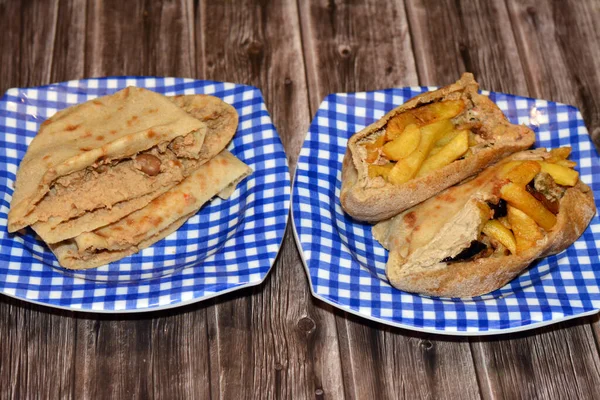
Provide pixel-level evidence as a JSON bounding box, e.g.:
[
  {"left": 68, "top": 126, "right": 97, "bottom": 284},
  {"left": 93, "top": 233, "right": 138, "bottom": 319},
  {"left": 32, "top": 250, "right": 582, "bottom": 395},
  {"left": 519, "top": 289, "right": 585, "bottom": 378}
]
[
  {"left": 0, "top": 77, "right": 290, "bottom": 313},
  {"left": 293, "top": 87, "right": 600, "bottom": 335}
]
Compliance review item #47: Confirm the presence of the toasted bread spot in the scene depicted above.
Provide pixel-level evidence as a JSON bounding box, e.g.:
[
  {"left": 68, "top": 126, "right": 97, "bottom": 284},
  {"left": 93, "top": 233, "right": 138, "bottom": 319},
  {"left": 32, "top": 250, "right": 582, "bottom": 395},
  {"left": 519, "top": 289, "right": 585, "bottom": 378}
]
[
  {"left": 92, "top": 100, "right": 104, "bottom": 106},
  {"left": 110, "top": 130, "right": 117, "bottom": 135},
  {"left": 82, "top": 131, "right": 92, "bottom": 138},
  {"left": 65, "top": 124, "right": 80, "bottom": 131},
  {"left": 147, "top": 129, "right": 157, "bottom": 138},
  {"left": 152, "top": 216, "right": 163, "bottom": 227},
  {"left": 439, "top": 193, "right": 456, "bottom": 203},
  {"left": 80, "top": 147, "right": 92, "bottom": 151},
  {"left": 127, "top": 115, "right": 139, "bottom": 126},
  {"left": 43, "top": 155, "right": 51, "bottom": 160},
  {"left": 96, "top": 135, "right": 104, "bottom": 141},
  {"left": 148, "top": 108, "right": 159, "bottom": 113},
  {"left": 403, "top": 212, "right": 417, "bottom": 228},
  {"left": 41, "top": 119, "right": 53, "bottom": 127}
]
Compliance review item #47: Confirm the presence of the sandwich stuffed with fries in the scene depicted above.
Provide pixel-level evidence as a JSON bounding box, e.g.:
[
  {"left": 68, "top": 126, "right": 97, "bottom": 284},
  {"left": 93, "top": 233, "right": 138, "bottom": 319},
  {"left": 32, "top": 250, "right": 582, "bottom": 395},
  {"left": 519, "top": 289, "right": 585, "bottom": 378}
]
[
  {"left": 341, "top": 74, "right": 596, "bottom": 297},
  {"left": 372, "top": 147, "right": 595, "bottom": 297},
  {"left": 340, "top": 73, "right": 535, "bottom": 222}
]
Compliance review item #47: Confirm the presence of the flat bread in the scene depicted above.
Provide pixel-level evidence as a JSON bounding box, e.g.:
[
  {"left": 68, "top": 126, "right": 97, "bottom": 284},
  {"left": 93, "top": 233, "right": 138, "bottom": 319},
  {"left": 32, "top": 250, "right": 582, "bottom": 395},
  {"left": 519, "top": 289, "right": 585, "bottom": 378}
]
[
  {"left": 373, "top": 148, "right": 596, "bottom": 297},
  {"left": 30, "top": 93, "right": 239, "bottom": 244},
  {"left": 50, "top": 150, "right": 252, "bottom": 270},
  {"left": 341, "top": 73, "right": 535, "bottom": 222},
  {"left": 8, "top": 87, "right": 207, "bottom": 232}
]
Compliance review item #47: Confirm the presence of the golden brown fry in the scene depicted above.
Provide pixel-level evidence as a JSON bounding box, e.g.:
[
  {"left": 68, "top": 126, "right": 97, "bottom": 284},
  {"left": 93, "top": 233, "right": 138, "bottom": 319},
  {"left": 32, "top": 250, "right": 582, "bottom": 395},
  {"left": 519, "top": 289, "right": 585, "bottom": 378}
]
[
  {"left": 416, "top": 130, "right": 469, "bottom": 177},
  {"left": 556, "top": 159, "right": 577, "bottom": 168},
  {"left": 382, "top": 124, "right": 421, "bottom": 161},
  {"left": 385, "top": 113, "right": 420, "bottom": 141},
  {"left": 497, "top": 216, "right": 511, "bottom": 230},
  {"left": 410, "top": 100, "right": 465, "bottom": 125},
  {"left": 506, "top": 160, "right": 541, "bottom": 186},
  {"left": 539, "top": 161, "right": 579, "bottom": 186},
  {"left": 547, "top": 147, "right": 572, "bottom": 162},
  {"left": 500, "top": 183, "right": 557, "bottom": 231},
  {"left": 388, "top": 120, "right": 452, "bottom": 185},
  {"left": 368, "top": 163, "right": 395, "bottom": 179},
  {"left": 434, "top": 129, "right": 460, "bottom": 148},
  {"left": 507, "top": 205, "right": 544, "bottom": 253},
  {"left": 482, "top": 220, "right": 517, "bottom": 254}
]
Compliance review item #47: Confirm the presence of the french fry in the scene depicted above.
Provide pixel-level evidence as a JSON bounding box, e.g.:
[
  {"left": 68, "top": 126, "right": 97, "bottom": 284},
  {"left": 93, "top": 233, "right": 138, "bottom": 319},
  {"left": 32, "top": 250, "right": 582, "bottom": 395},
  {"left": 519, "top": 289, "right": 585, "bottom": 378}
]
[
  {"left": 386, "top": 112, "right": 420, "bottom": 141},
  {"left": 500, "top": 182, "right": 557, "bottom": 231},
  {"left": 497, "top": 216, "right": 511, "bottom": 230},
  {"left": 388, "top": 120, "right": 452, "bottom": 185},
  {"left": 411, "top": 100, "right": 465, "bottom": 124},
  {"left": 428, "top": 146, "right": 443, "bottom": 157},
  {"left": 539, "top": 161, "right": 579, "bottom": 186},
  {"left": 434, "top": 129, "right": 461, "bottom": 148},
  {"left": 556, "top": 159, "right": 577, "bottom": 168},
  {"left": 498, "top": 161, "right": 523, "bottom": 178},
  {"left": 468, "top": 131, "right": 479, "bottom": 147},
  {"left": 382, "top": 124, "right": 421, "bottom": 160},
  {"left": 506, "top": 160, "right": 541, "bottom": 186},
  {"left": 416, "top": 130, "right": 469, "bottom": 177},
  {"left": 482, "top": 220, "right": 517, "bottom": 255},
  {"left": 368, "top": 163, "right": 395, "bottom": 179},
  {"left": 363, "top": 134, "right": 386, "bottom": 163},
  {"left": 547, "top": 147, "right": 571, "bottom": 162},
  {"left": 507, "top": 205, "right": 544, "bottom": 253}
]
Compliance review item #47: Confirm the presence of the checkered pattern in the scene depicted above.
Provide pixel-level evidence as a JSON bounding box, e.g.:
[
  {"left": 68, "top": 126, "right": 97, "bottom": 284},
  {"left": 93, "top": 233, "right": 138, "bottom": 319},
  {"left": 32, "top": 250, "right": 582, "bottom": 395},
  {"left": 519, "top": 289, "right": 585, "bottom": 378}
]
[
  {"left": 293, "top": 87, "right": 600, "bottom": 335},
  {"left": 0, "top": 77, "right": 290, "bottom": 312}
]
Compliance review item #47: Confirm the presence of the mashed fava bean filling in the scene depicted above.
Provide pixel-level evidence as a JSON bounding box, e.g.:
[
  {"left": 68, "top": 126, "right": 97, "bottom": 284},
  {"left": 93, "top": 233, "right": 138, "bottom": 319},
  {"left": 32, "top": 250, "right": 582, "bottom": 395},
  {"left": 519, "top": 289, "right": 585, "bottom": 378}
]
[{"left": 32, "top": 132, "right": 203, "bottom": 225}]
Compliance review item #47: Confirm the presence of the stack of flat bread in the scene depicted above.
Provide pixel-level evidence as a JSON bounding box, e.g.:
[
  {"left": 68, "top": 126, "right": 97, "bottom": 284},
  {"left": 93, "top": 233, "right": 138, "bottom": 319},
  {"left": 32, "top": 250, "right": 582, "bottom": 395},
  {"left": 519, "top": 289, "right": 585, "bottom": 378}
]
[{"left": 7, "top": 87, "right": 252, "bottom": 270}]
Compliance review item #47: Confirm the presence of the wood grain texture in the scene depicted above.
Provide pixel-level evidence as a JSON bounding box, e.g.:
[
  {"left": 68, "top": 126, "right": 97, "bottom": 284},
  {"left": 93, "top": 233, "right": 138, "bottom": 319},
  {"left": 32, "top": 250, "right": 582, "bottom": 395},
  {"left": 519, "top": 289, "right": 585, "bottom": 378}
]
[
  {"left": 405, "top": 1, "right": 600, "bottom": 399},
  {"left": 506, "top": 0, "right": 600, "bottom": 147},
  {"left": 86, "top": 0, "right": 194, "bottom": 77},
  {"left": 405, "top": 0, "right": 528, "bottom": 93},
  {"left": 198, "top": 1, "right": 345, "bottom": 398},
  {"left": 72, "top": 2, "right": 207, "bottom": 399},
  {"left": 1, "top": 0, "right": 600, "bottom": 399},
  {"left": 0, "top": 2, "right": 76, "bottom": 400},
  {"left": 299, "top": 0, "right": 418, "bottom": 109},
  {"left": 471, "top": 321, "right": 600, "bottom": 400},
  {"left": 299, "top": 1, "right": 480, "bottom": 399}
]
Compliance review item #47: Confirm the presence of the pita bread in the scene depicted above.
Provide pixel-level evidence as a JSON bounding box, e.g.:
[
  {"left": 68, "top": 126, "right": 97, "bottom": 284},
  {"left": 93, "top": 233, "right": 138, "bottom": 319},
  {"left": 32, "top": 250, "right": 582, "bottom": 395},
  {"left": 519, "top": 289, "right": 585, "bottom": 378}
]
[
  {"left": 373, "top": 148, "right": 596, "bottom": 297},
  {"left": 340, "top": 73, "right": 535, "bottom": 222},
  {"left": 31, "top": 93, "right": 239, "bottom": 244},
  {"left": 8, "top": 87, "right": 207, "bottom": 233},
  {"left": 50, "top": 150, "right": 252, "bottom": 270}
]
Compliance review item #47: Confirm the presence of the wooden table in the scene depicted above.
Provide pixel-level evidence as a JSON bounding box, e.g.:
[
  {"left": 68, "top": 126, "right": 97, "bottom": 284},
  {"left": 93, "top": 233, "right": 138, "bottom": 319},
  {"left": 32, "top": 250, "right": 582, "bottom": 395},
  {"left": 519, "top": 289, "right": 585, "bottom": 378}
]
[{"left": 2, "top": 1, "right": 600, "bottom": 399}]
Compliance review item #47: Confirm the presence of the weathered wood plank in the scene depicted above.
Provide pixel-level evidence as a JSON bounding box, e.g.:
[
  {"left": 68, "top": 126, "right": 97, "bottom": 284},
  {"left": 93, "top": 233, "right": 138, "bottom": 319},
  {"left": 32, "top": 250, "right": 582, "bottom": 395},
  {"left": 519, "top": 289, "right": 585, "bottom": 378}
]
[
  {"left": 299, "top": 1, "right": 481, "bottom": 399},
  {"left": 86, "top": 0, "right": 194, "bottom": 77},
  {"left": 405, "top": 1, "right": 600, "bottom": 398},
  {"left": 505, "top": 0, "right": 600, "bottom": 146},
  {"left": 71, "top": 2, "right": 209, "bottom": 400},
  {"left": 198, "top": 0, "right": 345, "bottom": 398},
  {"left": 471, "top": 319, "right": 600, "bottom": 400},
  {"left": 405, "top": 0, "right": 527, "bottom": 93},
  {"left": 51, "top": 0, "right": 87, "bottom": 82},
  {"left": 300, "top": 0, "right": 418, "bottom": 108},
  {"left": 0, "top": 2, "right": 77, "bottom": 400}
]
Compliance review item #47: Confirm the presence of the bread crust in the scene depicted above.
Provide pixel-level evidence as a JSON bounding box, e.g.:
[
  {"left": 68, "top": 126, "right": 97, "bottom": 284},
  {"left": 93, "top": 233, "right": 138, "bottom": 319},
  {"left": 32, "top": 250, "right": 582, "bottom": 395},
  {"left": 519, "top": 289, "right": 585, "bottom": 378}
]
[
  {"left": 340, "top": 73, "right": 535, "bottom": 222},
  {"left": 385, "top": 181, "right": 596, "bottom": 298}
]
